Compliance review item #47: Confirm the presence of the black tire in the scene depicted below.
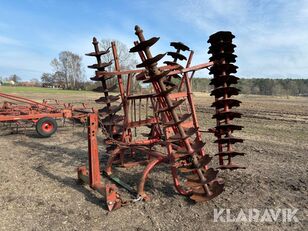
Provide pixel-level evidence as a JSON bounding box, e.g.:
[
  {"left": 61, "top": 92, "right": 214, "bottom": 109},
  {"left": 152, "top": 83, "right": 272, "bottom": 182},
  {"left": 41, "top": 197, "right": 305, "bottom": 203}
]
[{"left": 36, "top": 117, "right": 58, "bottom": 138}]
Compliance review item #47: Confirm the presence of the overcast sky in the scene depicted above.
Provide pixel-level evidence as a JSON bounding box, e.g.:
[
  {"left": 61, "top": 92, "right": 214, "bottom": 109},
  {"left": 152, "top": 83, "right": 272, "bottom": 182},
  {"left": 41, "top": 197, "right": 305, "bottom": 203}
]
[{"left": 0, "top": 0, "right": 307, "bottom": 81}]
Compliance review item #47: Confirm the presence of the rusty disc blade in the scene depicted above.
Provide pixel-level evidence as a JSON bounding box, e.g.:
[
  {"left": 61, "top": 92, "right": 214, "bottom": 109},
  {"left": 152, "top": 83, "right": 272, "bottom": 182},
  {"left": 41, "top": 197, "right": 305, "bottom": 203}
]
[
  {"left": 170, "top": 42, "right": 190, "bottom": 51},
  {"left": 197, "top": 155, "right": 213, "bottom": 168},
  {"left": 101, "top": 115, "right": 124, "bottom": 125},
  {"left": 214, "top": 151, "right": 245, "bottom": 157},
  {"left": 136, "top": 72, "right": 148, "bottom": 81},
  {"left": 208, "top": 43, "right": 236, "bottom": 54},
  {"left": 214, "top": 136, "right": 244, "bottom": 144},
  {"left": 176, "top": 140, "right": 206, "bottom": 154},
  {"left": 210, "top": 75, "right": 239, "bottom": 87},
  {"left": 167, "top": 52, "right": 187, "bottom": 61},
  {"left": 209, "top": 53, "right": 237, "bottom": 63},
  {"left": 215, "top": 124, "right": 243, "bottom": 133},
  {"left": 154, "top": 85, "right": 177, "bottom": 97},
  {"left": 88, "top": 61, "right": 113, "bottom": 70},
  {"left": 143, "top": 70, "right": 171, "bottom": 83},
  {"left": 184, "top": 168, "right": 218, "bottom": 187},
  {"left": 95, "top": 95, "right": 120, "bottom": 104},
  {"left": 157, "top": 99, "right": 185, "bottom": 113},
  {"left": 136, "top": 53, "right": 166, "bottom": 68},
  {"left": 130, "top": 37, "right": 160, "bottom": 52},
  {"left": 212, "top": 111, "right": 242, "bottom": 120},
  {"left": 163, "top": 61, "right": 184, "bottom": 70},
  {"left": 217, "top": 163, "right": 246, "bottom": 170},
  {"left": 163, "top": 113, "right": 191, "bottom": 127},
  {"left": 90, "top": 75, "right": 114, "bottom": 81},
  {"left": 163, "top": 80, "right": 177, "bottom": 87},
  {"left": 190, "top": 180, "right": 224, "bottom": 202},
  {"left": 85, "top": 48, "right": 110, "bottom": 57},
  {"left": 167, "top": 127, "right": 197, "bottom": 142},
  {"left": 209, "top": 63, "right": 238, "bottom": 75},
  {"left": 99, "top": 105, "right": 122, "bottom": 116},
  {"left": 210, "top": 86, "right": 240, "bottom": 98},
  {"left": 208, "top": 31, "right": 235, "bottom": 43},
  {"left": 93, "top": 84, "right": 117, "bottom": 93},
  {"left": 211, "top": 98, "right": 241, "bottom": 109}
]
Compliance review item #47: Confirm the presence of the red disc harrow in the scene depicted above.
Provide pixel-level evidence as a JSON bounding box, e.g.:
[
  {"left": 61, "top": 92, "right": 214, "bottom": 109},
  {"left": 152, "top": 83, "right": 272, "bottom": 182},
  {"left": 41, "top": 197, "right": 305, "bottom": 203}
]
[
  {"left": 0, "top": 92, "right": 91, "bottom": 137},
  {"left": 77, "top": 25, "right": 245, "bottom": 211}
]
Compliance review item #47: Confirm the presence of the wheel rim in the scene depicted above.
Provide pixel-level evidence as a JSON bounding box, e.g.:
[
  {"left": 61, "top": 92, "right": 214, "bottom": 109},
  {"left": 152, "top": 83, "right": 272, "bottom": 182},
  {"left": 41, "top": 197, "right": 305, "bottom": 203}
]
[{"left": 41, "top": 121, "right": 54, "bottom": 133}]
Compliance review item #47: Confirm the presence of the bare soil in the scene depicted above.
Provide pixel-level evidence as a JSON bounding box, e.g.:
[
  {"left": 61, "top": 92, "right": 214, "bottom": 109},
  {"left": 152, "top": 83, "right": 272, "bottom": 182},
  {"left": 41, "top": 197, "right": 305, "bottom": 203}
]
[{"left": 0, "top": 92, "right": 307, "bottom": 230}]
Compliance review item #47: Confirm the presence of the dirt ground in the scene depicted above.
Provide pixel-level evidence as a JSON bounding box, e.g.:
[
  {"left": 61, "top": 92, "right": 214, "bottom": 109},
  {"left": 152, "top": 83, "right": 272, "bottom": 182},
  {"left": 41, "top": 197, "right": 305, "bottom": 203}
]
[{"left": 0, "top": 91, "right": 307, "bottom": 230}]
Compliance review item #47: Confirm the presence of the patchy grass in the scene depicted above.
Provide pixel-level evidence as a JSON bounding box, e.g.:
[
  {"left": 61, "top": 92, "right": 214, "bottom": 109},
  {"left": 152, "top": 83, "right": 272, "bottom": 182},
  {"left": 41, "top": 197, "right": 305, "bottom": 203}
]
[{"left": 0, "top": 86, "right": 85, "bottom": 94}]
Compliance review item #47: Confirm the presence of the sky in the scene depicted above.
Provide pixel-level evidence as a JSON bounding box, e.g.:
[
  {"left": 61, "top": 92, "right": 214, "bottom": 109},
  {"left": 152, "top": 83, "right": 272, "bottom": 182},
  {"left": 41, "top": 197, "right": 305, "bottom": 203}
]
[{"left": 0, "top": 0, "right": 307, "bottom": 81}]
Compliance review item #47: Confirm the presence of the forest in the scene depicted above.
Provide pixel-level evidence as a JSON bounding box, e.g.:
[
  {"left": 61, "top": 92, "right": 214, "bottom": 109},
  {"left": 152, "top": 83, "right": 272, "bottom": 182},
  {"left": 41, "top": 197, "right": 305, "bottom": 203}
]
[{"left": 191, "top": 78, "right": 308, "bottom": 96}]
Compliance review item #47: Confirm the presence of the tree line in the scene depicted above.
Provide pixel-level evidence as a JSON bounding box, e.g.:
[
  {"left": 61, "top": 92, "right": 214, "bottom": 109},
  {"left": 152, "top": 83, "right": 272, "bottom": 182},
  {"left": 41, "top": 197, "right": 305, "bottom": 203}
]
[
  {"left": 41, "top": 51, "right": 84, "bottom": 89},
  {"left": 191, "top": 78, "right": 308, "bottom": 96},
  {"left": 41, "top": 39, "right": 139, "bottom": 91}
]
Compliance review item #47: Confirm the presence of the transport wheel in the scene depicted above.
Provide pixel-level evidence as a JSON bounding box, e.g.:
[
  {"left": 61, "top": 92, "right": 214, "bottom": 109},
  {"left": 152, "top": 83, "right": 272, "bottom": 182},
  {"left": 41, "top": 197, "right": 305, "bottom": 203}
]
[{"left": 36, "top": 117, "right": 58, "bottom": 137}]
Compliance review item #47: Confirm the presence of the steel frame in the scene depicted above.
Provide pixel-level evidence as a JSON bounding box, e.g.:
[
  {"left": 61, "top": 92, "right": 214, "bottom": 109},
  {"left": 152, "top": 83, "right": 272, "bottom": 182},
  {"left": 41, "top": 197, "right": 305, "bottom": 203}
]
[
  {"left": 78, "top": 26, "right": 245, "bottom": 211},
  {"left": 0, "top": 92, "right": 91, "bottom": 129}
]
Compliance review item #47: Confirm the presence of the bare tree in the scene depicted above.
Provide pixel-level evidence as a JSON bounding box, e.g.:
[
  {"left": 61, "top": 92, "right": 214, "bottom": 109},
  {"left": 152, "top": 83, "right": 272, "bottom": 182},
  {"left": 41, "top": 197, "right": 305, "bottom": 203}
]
[
  {"left": 99, "top": 39, "right": 137, "bottom": 70},
  {"left": 51, "top": 51, "right": 85, "bottom": 89},
  {"left": 99, "top": 39, "right": 138, "bottom": 91},
  {"left": 8, "top": 74, "right": 21, "bottom": 83}
]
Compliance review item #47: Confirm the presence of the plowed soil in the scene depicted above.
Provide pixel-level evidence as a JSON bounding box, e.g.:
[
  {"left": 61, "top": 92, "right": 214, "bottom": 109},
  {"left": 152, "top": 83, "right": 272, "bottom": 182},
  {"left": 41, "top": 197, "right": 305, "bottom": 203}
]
[{"left": 0, "top": 91, "right": 307, "bottom": 230}]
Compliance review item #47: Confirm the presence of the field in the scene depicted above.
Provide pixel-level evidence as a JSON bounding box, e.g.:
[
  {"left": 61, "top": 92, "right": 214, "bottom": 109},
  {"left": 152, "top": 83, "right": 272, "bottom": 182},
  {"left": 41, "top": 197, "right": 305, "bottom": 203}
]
[{"left": 0, "top": 86, "right": 307, "bottom": 230}]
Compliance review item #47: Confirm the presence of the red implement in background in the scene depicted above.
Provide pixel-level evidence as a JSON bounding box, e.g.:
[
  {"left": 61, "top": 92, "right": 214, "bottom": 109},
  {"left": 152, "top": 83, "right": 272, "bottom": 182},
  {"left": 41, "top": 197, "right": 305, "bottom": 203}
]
[{"left": 0, "top": 92, "right": 92, "bottom": 137}]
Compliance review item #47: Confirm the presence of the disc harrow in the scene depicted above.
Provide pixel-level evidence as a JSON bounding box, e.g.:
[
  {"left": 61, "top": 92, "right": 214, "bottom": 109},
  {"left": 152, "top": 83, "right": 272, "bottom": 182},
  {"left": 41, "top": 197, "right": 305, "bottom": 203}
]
[
  {"left": 78, "top": 25, "right": 245, "bottom": 211},
  {"left": 208, "top": 31, "right": 245, "bottom": 170},
  {"left": 130, "top": 25, "right": 224, "bottom": 202}
]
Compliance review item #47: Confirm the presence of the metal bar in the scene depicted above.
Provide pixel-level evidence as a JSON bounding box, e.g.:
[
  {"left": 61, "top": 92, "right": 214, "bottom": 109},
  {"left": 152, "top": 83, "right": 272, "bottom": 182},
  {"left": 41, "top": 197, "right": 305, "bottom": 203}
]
[
  {"left": 87, "top": 113, "right": 102, "bottom": 188},
  {"left": 0, "top": 92, "right": 55, "bottom": 110},
  {"left": 95, "top": 61, "right": 214, "bottom": 77}
]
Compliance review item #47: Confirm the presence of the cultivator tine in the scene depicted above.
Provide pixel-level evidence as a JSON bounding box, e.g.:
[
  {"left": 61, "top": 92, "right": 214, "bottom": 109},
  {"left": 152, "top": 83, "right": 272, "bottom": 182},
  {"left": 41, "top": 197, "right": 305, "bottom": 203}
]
[{"left": 208, "top": 31, "right": 245, "bottom": 170}]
